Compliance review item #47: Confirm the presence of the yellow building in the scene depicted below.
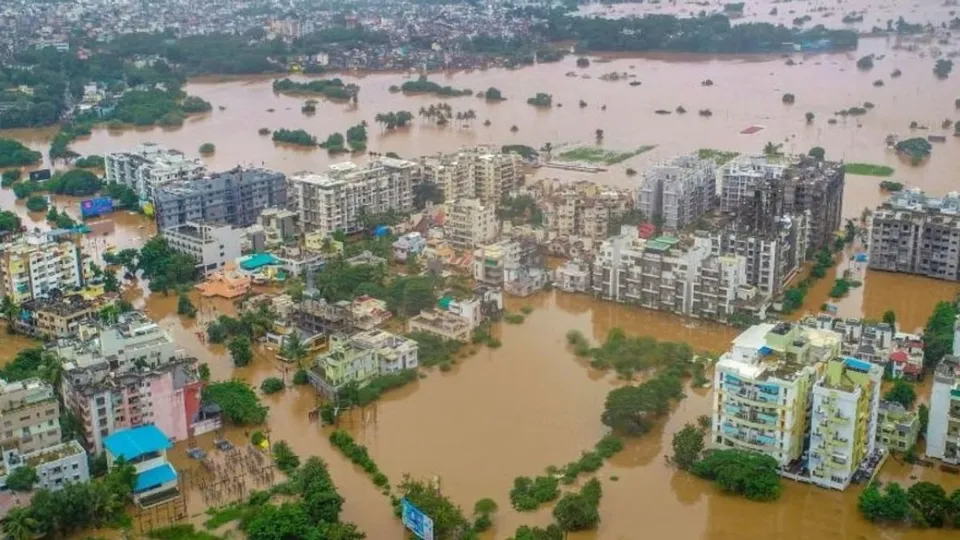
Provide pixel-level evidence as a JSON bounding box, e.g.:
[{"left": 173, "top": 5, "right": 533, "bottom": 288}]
[{"left": 0, "top": 232, "right": 84, "bottom": 304}]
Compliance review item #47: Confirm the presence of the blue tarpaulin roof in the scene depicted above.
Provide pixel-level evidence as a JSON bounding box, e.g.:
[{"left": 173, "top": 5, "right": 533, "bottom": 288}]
[
  {"left": 240, "top": 253, "right": 279, "bottom": 271},
  {"left": 844, "top": 356, "right": 873, "bottom": 373},
  {"left": 134, "top": 463, "right": 178, "bottom": 493},
  {"left": 104, "top": 425, "right": 172, "bottom": 460},
  {"left": 759, "top": 346, "right": 772, "bottom": 355}
]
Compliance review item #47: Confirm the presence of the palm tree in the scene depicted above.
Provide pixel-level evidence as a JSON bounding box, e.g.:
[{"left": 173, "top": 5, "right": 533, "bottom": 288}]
[
  {"left": 3, "top": 508, "right": 39, "bottom": 540},
  {"left": 762, "top": 141, "right": 783, "bottom": 156},
  {"left": 282, "top": 332, "right": 310, "bottom": 368}
]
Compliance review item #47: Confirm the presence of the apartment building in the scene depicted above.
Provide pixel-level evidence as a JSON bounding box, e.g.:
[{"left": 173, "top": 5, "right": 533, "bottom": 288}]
[
  {"left": 2, "top": 439, "right": 89, "bottom": 491},
  {"left": 802, "top": 315, "right": 924, "bottom": 379},
  {"left": 783, "top": 158, "right": 845, "bottom": 254},
  {"left": 445, "top": 198, "right": 498, "bottom": 250},
  {"left": 154, "top": 167, "right": 287, "bottom": 230},
  {"left": 288, "top": 158, "right": 418, "bottom": 236},
  {"left": 591, "top": 227, "right": 768, "bottom": 322},
  {"left": 869, "top": 189, "right": 960, "bottom": 281},
  {"left": 259, "top": 208, "right": 300, "bottom": 248},
  {"left": 0, "top": 231, "right": 83, "bottom": 304},
  {"left": 56, "top": 312, "right": 207, "bottom": 454},
  {"left": 554, "top": 259, "right": 591, "bottom": 293},
  {"left": 104, "top": 143, "right": 205, "bottom": 201},
  {"left": 0, "top": 378, "right": 61, "bottom": 454},
  {"left": 706, "top": 213, "right": 808, "bottom": 298},
  {"left": 543, "top": 186, "right": 632, "bottom": 240},
  {"left": 407, "top": 309, "right": 472, "bottom": 342},
  {"left": 161, "top": 221, "right": 242, "bottom": 276},
  {"left": 307, "top": 330, "right": 418, "bottom": 396},
  {"left": 719, "top": 155, "right": 787, "bottom": 213},
  {"left": 876, "top": 400, "right": 920, "bottom": 452},
  {"left": 419, "top": 146, "right": 522, "bottom": 204},
  {"left": 638, "top": 155, "right": 716, "bottom": 231},
  {"left": 712, "top": 323, "right": 837, "bottom": 467},
  {"left": 926, "top": 355, "right": 960, "bottom": 464},
  {"left": 18, "top": 293, "right": 98, "bottom": 338},
  {"left": 807, "top": 356, "right": 881, "bottom": 490}
]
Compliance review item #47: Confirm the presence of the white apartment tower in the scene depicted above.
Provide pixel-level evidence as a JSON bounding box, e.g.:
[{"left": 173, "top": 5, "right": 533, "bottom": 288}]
[
  {"left": 288, "top": 158, "right": 419, "bottom": 236},
  {"left": 927, "top": 355, "right": 960, "bottom": 464},
  {"left": 104, "top": 143, "right": 205, "bottom": 201},
  {"left": 445, "top": 198, "right": 498, "bottom": 250},
  {"left": 419, "top": 146, "right": 522, "bottom": 205},
  {"left": 638, "top": 155, "right": 717, "bottom": 231}
]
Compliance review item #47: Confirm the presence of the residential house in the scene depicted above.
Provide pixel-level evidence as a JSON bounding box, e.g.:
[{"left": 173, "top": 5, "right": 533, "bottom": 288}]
[{"left": 104, "top": 425, "right": 179, "bottom": 508}]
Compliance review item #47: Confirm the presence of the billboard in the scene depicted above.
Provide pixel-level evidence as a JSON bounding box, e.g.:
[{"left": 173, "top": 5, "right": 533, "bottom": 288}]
[
  {"left": 401, "top": 498, "right": 434, "bottom": 540},
  {"left": 29, "top": 169, "right": 51, "bottom": 182},
  {"left": 80, "top": 197, "right": 114, "bottom": 219}
]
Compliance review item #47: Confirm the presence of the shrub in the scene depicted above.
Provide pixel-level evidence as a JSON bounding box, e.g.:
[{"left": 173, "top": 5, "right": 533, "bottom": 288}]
[{"left": 260, "top": 377, "right": 285, "bottom": 394}]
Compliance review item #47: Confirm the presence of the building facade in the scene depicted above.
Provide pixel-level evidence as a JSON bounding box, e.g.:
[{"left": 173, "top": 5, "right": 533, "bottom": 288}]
[
  {"left": 807, "top": 356, "right": 881, "bottom": 490},
  {"left": 154, "top": 167, "right": 287, "bottom": 230},
  {"left": 104, "top": 143, "right": 205, "bottom": 201},
  {"left": 419, "top": 146, "right": 522, "bottom": 205},
  {"left": 638, "top": 155, "right": 716, "bottom": 231},
  {"left": 17, "top": 293, "right": 99, "bottom": 338},
  {"left": 0, "top": 378, "right": 62, "bottom": 455},
  {"left": 307, "top": 330, "right": 418, "bottom": 396},
  {"left": 56, "top": 312, "right": 206, "bottom": 454},
  {"left": 0, "top": 232, "right": 83, "bottom": 304},
  {"left": 445, "top": 198, "right": 498, "bottom": 250},
  {"left": 161, "top": 221, "right": 243, "bottom": 276},
  {"left": 927, "top": 355, "right": 960, "bottom": 464},
  {"left": 876, "top": 400, "right": 920, "bottom": 452},
  {"left": 869, "top": 190, "right": 960, "bottom": 281},
  {"left": 288, "top": 158, "right": 418, "bottom": 236}
]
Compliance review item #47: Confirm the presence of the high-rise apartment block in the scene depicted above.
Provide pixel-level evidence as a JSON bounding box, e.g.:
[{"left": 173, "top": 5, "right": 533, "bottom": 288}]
[
  {"left": 161, "top": 221, "right": 243, "bottom": 276},
  {"left": 445, "top": 198, "right": 498, "bottom": 250},
  {"left": 591, "top": 227, "right": 768, "bottom": 322},
  {"left": 712, "top": 322, "right": 889, "bottom": 491},
  {"left": 288, "top": 158, "right": 419, "bottom": 236},
  {"left": 419, "top": 146, "right": 522, "bottom": 205},
  {"left": 719, "top": 156, "right": 788, "bottom": 213},
  {"left": 638, "top": 155, "right": 716, "bottom": 231},
  {"left": 56, "top": 312, "right": 209, "bottom": 454},
  {"left": 0, "top": 231, "right": 84, "bottom": 304},
  {"left": 154, "top": 167, "right": 287, "bottom": 230},
  {"left": 543, "top": 186, "right": 632, "bottom": 240},
  {"left": 869, "top": 189, "right": 960, "bottom": 281},
  {"left": 927, "top": 355, "right": 960, "bottom": 464},
  {"left": 104, "top": 143, "right": 205, "bottom": 201},
  {"left": 0, "top": 378, "right": 62, "bottom": 454},
  {"left": 808, "top": 356, "right": 881, "bottom": 490}
]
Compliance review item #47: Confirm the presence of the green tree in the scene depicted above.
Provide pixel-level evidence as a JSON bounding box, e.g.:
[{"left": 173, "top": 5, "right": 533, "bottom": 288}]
[
  {"left": 261, "top": 377, "right": 284, "bottom": 394},
  {"left": 919, "top": 403, "right": 929, "bottom": 435},
  {"left": 203, "top": 380, "right": 268, "bottom": 425},
  {"left": 5, "top": 466, "right": 39, "bottom": 491},
  {"left": 398, "top": 476, "right": 471, "bottom": 538},
  {"left": 808, "top": 146, "right": 825, "bottom": 161},
  {"left": 199, "top": 142, "right": 215, "bottom": 154},
  {"left": 805, "top": 111, "right": 815, "bottom": 123},
  {"left": 670, "top": 423, "right": 705, "bottom": 470},
  {"left": 198, "top": 363, "right": 211, "bottom": 381},
  {"left": 0, "top": 211, "right": 22, "bottom": 233},
  {"left": 884, "top": 379, "right": 917, "bottom": 408},
  {"left": 907, "top": 481, "right": 950, "bottom": 527},
  {"left": 859, "top": 481, "right": 910, "bottom": 523},
  {"left": 553, "top": 478, "right": 602, "bottom": 531},
  {"left": 281, "top": 332, "right": 310, "bottom": 368},
  {"left": 691, "top": 449, "right": 781, "bottom": 501},
  {"left": 176, "top": 292, "right": 197, "bottom": 318},
  {"left": 923, "top": 301, "right": 956, "bottom": 368},
  {"left": 2, "top": 507, "right": 39, "bottom": 540},
  {"left": 882, "top": 310, "right": 896, "bottom": 327},
  {"left": 25, "top": 195, "right": 49, "bottom": 212},
  {"left": 272, "top": 440, "right": 301, "bottom": 474},
  {"left": 228, "top": 335, "right": 254, "bottom": 367}
]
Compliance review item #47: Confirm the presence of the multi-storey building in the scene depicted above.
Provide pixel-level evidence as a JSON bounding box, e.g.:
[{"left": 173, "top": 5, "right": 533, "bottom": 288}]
[
  {"left": 543, "top": 186, "right": 633, "bottom": 240},
  {"left": 104, "top": 425, "right": 180, "bottom": 507},
  {"left": 876, "top": 400, "right": 920, "bottom": 452},
  {"left": 2, "top": 439, "right": 89, "bottom": 491},
  {"left": 783, "top": 158, "right": 845, "bottom": 255},
  {"left": 869, "top": 189, "right": 960, "bottom": 281},
  {"left": 927, "top": 355, "right": 960, "bottom": 464},
  {"left": 17, "top": 293, "right": 99, "bottom": 338},
  {"left": 591, "top": 227, "right": 767, "bottom": 322},
  {"left": 407, "top": 309, "right": 472, "bottom": 342},
  {"left": 445, "top": 198, "right": 498, "bottom": 250},
  {"left": 419, "top": 146, "right": 522, "bottom": 205},
  {"left": 161, "top": 221, "right": 242, "bottom": 276},
  {"left": 712, "top": 322, "right": 839, "bottom": 467},
  {"left": 56, "top": 312, "right": 208, "bottom": 454},
  {"left": 154, "top": 167, "right": 287, "bottom": 230},
  {"left": 719, "top": 155, "right": 787, "bottom": 213},
  {"left": 802, "top": 315, "right": 925, "bottom": 378},
  {"left": 258, "top": 208, "right": 300, "bottom": 248},
  {"left": 638, "top": 155, "right": 716, "bottom": 231},
  {"left": 706, "top": 213, "right": 808, "bottom": 298},
  {"left": 807, "top": 356, "right": 881, "bottom": 490},
  {"left": 288, "top": 158, "right": 419, "bottom": 236},
  {"left": 0, "top": 231, "right": 83, "bottom": 304},
  {"left": 0, "top": 378, "right": 61, "bottom": 454},
  {"left": 554, "top": 259, "right": 592, "bottom": 293},
  {"left": 307, "top": 330, "right": 418, "bottom": 396},
  {"left": 104, "top": 143, "right": 205, "bottom": 201},
  {"left": 392, "top": 232, "right": 427, "bottom": 262}
]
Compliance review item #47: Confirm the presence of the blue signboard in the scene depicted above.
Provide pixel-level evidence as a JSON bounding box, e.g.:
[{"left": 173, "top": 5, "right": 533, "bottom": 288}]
[
  {"left": 401, "top": 498, "right": 434, "bottom": 540},
  {"left": 80, "top": 197, "right": 114, "bottom": 218}
]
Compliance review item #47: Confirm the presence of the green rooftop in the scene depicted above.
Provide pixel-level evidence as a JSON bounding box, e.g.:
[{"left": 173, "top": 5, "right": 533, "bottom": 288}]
[{"left": 646, "top": 236, "right": 680, "bottom": 252}]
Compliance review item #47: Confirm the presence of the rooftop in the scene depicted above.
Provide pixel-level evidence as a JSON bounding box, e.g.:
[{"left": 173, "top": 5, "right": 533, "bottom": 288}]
[
  {"left": 104, "top": 425, "right": 173, "bottom": 460},
  {"left": 134, "top": 463, "right": 177, "bottom": 493}
]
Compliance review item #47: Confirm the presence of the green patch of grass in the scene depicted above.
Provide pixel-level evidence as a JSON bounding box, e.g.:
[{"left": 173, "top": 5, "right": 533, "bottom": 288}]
[
  {"left": 696, "top": 148, "right": 740, "bottom": 165},
  {"left": 556, "top": 145, "right": 656, "bottom": 165},
  {"left": 204, "top": 504, "right": 248, "bottom": 530},
  {"left": 844, "top": 162, "right": 895, "bottom": 177},
  {"left": 504, "top": 313, "right": 525, "bottom": 324},
  {"left": 520, "top": 306, "right": 533, "bottom": 315}
]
